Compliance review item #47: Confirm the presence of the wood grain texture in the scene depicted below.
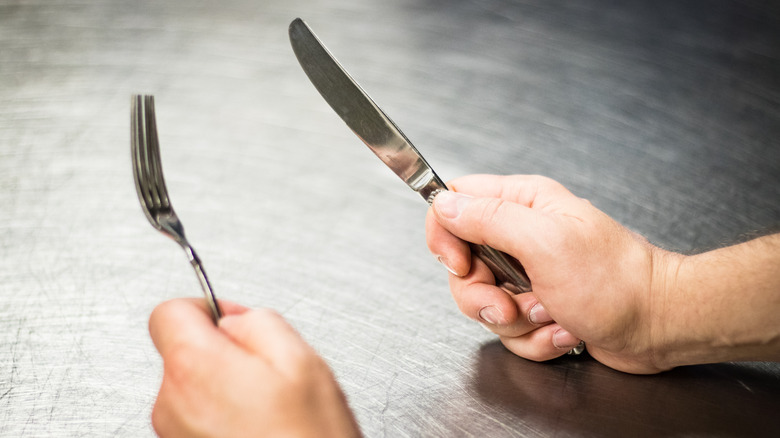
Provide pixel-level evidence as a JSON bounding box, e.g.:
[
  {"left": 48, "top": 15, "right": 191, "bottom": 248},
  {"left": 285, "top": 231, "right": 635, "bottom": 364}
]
[{"left": 1, "top": 0, "right": 778, "bottom": 436}]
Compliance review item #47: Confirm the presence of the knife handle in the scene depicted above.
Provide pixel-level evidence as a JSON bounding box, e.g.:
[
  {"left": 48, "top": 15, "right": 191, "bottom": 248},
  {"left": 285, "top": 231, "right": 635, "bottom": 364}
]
[{"left": 470, "top": 243, "right": 532, "bottom": 294}]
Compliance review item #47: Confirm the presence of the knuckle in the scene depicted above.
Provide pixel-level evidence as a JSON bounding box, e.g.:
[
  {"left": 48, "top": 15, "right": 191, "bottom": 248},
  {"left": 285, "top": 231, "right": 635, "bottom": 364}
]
[
  {"left": 472, "top": 198, "right": 516, "bottom": 246},
  {"left": 149, "top": 299, "right": 176, "bottom": 327},
  {"left": 287, "top": 351, "right": 331, "bottom": 386},
  {"left": 475, "top": 198, "right": 506, "bottom": 231},
  {"left": 163, "top": 344, "right": 201, "bottom": 386},
  {"left": 453, "top": 295, "right": 476, "bottom": 320},
  {"left": 529, "top": 174, "right": 558, "bottom": 188}
]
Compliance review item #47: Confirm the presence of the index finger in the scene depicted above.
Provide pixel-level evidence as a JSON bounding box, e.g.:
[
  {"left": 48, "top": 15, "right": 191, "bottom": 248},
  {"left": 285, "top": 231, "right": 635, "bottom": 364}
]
[{"left": 426, "top": 206, "right": 471, "bottom": 277}]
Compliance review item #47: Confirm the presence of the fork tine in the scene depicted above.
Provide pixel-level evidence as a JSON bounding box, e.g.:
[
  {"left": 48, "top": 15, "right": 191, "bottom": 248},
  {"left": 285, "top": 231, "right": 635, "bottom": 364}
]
[
  {"left": 131, "top": 95, "right": 154, "bottom": 215},
  {"left": 139, "top": 96, "right": 162, "bottom": 211},
  {"left": 142, "top": 96, "right": 171, "bottom": 210}
]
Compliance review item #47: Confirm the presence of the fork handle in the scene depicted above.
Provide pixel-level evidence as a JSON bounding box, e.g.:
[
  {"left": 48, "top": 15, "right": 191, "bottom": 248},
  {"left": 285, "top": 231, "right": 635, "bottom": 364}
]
[{"left": 184, "top": 245, "right": 223, "bottom": 323}]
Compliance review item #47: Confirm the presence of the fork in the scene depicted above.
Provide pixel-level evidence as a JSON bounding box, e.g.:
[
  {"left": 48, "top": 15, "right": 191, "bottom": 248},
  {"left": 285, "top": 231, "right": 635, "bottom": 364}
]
[{"left": 131, "top": 95, "right": 222, "bottom": 323}]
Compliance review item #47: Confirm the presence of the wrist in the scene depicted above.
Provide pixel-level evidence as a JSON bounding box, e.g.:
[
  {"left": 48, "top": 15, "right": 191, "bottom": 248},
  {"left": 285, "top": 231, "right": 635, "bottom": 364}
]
[
  {"left": 651, "top": 251, "right": 736, "bottom": 369},
  {"left": 648, "top": 235, "right": 780, "bottom": 369},
  {"left": 646, "top": 247, "right": 686, "bottom": 371}
]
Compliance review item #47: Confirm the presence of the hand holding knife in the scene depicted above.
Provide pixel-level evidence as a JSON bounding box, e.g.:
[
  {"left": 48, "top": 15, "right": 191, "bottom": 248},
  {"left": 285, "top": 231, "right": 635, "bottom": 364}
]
[{"left": 289, "top": 18, "right": 532, "bottom": 294}]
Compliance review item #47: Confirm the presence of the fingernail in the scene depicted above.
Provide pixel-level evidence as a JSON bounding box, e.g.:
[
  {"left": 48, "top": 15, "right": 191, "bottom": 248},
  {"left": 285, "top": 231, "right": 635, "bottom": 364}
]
[
  {"left": 553, "top": 329, "right": 580, "bottom": 349},
  {"left": 436, "top": 255, "right": 459, "bottom": 276},
  {"left": 434, "top": 191, "right": 471, "bottom": 219},
  {"left": 478, "top": 306, "right": 504, "bottom": 325},
  {"left": 528, "top": 303, "right": 552, "bottom": 325}
]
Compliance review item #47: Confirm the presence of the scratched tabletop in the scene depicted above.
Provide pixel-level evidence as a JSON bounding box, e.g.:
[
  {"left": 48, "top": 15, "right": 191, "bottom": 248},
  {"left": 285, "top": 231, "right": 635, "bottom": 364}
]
[{"left": 1, "top": 0, "right": 779, "bottom": 436}]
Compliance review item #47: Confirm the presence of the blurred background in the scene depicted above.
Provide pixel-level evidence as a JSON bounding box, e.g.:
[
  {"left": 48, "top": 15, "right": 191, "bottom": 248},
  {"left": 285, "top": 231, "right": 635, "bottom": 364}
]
[{"left": 1, "top": 0, "right": 778, "bottom": 436}]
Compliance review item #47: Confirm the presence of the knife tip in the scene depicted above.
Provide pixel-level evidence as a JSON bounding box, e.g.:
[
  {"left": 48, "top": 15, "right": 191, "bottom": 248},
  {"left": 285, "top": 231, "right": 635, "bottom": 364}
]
[
  {"left": 290, "top": 17, "right": 304, "bottom": 30},
  {"left": 289, "top": 17, "right": 313, "bottom": 42}
]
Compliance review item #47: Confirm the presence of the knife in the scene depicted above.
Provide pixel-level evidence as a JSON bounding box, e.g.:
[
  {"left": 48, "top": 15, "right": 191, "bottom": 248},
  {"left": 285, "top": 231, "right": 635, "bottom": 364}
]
[{"left": 289, "top": 18, "right": 531, "bottom": 294}]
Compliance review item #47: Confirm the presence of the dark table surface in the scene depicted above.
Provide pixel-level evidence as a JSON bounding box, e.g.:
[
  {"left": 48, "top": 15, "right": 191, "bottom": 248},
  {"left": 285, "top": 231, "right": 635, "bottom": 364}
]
[{"left": 1, "top": 0, "right": 779, "bottom": 436}]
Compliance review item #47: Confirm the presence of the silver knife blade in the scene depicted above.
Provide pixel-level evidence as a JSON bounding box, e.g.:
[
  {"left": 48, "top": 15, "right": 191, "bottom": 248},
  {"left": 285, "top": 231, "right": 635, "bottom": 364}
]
[
  {"left": 288, "top": 18, "right": 446, "bottom": 202},
  {"left": 289, "top": 18, "right": 532, "bottom": 294}
]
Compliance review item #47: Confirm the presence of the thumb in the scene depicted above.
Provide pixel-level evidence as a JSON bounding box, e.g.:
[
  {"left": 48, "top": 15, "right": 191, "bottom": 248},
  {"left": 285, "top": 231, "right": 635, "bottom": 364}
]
[{"left": 431, "top": 190, "right": 543, "bottom": 261}]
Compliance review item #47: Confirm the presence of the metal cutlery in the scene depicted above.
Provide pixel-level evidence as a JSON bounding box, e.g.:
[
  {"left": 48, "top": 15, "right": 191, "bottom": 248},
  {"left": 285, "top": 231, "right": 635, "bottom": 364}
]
[{"left": 130, "top": 95, "right": 222, "bottom": 323}]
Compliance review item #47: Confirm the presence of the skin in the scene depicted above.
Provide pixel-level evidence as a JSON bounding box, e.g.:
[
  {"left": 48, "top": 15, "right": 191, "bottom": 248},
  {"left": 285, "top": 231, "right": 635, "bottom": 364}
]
[
  {"left": 147, "top": 173, "right": 779, "bottom": 434},
  {"left": 149, "top": 299, "right": 362, "bottom": 438},
  {"left": 426, "top": 174, "right": 780, "bottom": 374}
]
